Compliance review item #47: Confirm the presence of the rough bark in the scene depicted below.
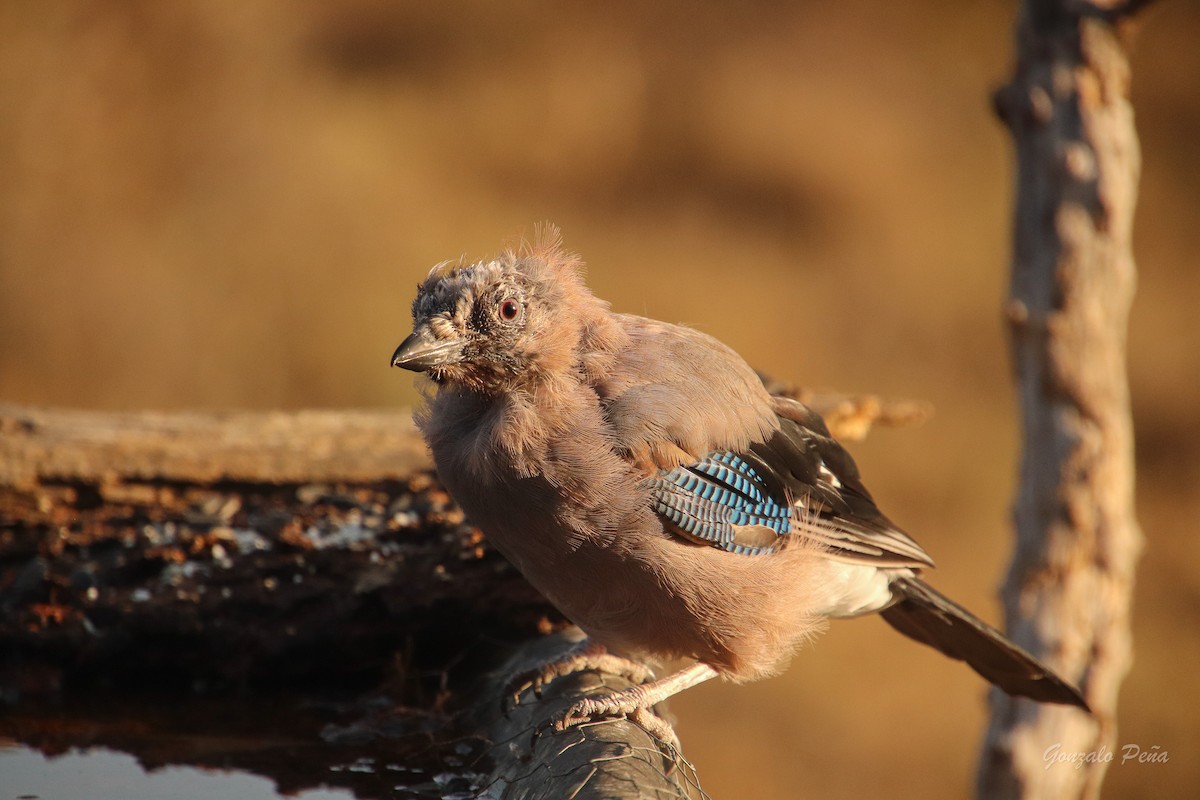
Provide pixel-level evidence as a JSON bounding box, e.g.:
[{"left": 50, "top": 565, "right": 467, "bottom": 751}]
[
  {"left": 0, "top": 405, "right": 552, "bottom": 695},
  {"left": 979, "top": 2, "right": 1146, "bottom": 798}
]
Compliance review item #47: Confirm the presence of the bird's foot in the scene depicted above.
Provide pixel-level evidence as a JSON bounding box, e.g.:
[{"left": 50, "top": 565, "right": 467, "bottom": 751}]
[
  {"left": 553, "top": 662, "right": 719, "bottom": 751},
  {"left": 504, "top": 639, "right": 653, "bottom": 708},
  {"left": 555, "top": 685, "right": 681, "bottom": 752}
]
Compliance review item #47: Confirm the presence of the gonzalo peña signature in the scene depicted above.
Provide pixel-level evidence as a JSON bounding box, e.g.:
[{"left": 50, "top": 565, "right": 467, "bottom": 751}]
[{"left": 1043, "top": 742, "right": 1170, "bottom": 770}]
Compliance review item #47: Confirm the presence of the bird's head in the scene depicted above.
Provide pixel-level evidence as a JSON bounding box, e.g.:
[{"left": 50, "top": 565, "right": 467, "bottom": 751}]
[{"left": 391, "top": 226, "right": 620, "bottom": 394}]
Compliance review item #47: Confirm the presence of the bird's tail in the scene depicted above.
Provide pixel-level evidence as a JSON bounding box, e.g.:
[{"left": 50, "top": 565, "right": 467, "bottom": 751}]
[{"left": 880, "top": 576, "right": 1089, "bottom": 710}]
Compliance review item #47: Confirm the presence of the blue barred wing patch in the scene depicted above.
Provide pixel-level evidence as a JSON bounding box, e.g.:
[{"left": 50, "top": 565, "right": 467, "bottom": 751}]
[{"left": 649, "top": 451, "right": 792, "bottom": 555}]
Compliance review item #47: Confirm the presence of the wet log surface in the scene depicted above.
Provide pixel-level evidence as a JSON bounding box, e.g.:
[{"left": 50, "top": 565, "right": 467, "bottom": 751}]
[
  {"left": 0, "top": 407, "right": 559, "bottom": 696},
  {"left": 0, "top": 405, "right": 569, "bottom": 798}
]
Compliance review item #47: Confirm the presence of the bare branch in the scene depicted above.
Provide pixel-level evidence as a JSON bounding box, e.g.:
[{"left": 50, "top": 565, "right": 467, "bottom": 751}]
[{"left": 979, "top": 1, "right": 1145, "bottom": 797}]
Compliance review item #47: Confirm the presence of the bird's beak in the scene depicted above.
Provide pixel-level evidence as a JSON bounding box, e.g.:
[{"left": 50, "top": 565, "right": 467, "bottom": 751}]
[{"left": 390, "top": 326, "right": 464, "bottom": 372}]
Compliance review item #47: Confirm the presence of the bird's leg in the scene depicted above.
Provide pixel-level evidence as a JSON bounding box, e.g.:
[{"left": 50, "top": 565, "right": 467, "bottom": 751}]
[
  {"left": 504, "top": 638, "right": 654, "bottom": 707},
  {"left": 556, "top": 662, "right": 719, "bottom": 747}
]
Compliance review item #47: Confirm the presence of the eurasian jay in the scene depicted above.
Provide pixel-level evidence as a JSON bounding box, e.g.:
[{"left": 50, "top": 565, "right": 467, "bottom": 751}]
[{"left": 390, "top": 227, "right": 1088, "bottom": 741}]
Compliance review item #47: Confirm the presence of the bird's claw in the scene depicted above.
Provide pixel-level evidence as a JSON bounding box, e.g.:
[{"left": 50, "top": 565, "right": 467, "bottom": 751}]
[
  {"left": 554, "top": 692, "right": 680, "bottom": 753},
  {"left": 502, "top": 643, "right": 653, "bottom": 711},
  {"left": 502, "top": 669, "right": 550, "bottom": 709}
]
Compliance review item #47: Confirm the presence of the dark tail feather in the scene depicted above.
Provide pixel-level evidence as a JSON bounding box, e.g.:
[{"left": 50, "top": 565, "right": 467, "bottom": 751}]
[{"left": 880, "top": 577, "right": 1090, "bottom": 711}]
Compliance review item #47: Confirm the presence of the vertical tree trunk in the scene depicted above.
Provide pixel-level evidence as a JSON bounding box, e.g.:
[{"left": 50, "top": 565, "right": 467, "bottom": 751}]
[{"left": 979, "top": 2, "right": 1146, "bottom": 798}]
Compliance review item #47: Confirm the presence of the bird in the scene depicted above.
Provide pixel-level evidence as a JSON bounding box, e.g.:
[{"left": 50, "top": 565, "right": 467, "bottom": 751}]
[{"left": 390, "top": 226, "right": 1089, "bottom": 742}]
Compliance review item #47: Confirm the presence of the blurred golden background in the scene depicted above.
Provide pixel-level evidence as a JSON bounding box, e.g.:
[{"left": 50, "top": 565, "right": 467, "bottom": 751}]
[{"left": 1, "top": 1, "right": 1196, "bottom": 797}]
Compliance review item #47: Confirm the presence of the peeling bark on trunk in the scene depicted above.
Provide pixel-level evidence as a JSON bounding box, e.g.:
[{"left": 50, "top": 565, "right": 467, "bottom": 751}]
[{"left": 979, "top": 2, "right": 1146, "bottom": 798}]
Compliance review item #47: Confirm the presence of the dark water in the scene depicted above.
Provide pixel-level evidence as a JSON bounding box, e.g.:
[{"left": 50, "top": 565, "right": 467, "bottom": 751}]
[{"left": 0, "top": 694, "right": 487, "bottom": 800}]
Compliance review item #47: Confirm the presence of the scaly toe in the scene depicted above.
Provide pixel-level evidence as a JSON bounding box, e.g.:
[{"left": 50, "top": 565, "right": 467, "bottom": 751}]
[
  {"left": 554, "top": 695, "right": 612, "bottom": 731},
  {"left": 553, "top": 692, "right": 680, "bottom": 753},
  {"left": 504, "top": 645, "right": 653, "bottom": 711},
  {"left": 630, "top": 707, "right": 681, "bottom": 754}
]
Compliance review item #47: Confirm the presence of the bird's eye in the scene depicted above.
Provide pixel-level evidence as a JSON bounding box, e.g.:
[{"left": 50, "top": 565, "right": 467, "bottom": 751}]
[{"left": 498, "top": 299, "right": 521, "bottom": 321}]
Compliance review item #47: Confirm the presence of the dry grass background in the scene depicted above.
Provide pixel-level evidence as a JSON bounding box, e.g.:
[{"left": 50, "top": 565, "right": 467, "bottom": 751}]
[{"left": 1, "top": 1, "right": 1196, "bottom": 797}]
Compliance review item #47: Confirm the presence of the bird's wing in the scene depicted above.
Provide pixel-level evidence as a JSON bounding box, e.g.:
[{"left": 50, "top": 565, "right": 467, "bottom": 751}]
[{"left": 647, "top": 400, "right": 936, "bottom": 568}]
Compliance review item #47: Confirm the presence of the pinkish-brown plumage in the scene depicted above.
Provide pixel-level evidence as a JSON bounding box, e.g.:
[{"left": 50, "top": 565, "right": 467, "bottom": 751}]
[
  {"left": 391, "top": 226, "right": 1089, "bottom": 737},
  {"left": 405, "top": 230, "right": 828, "bottom": 681}
]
